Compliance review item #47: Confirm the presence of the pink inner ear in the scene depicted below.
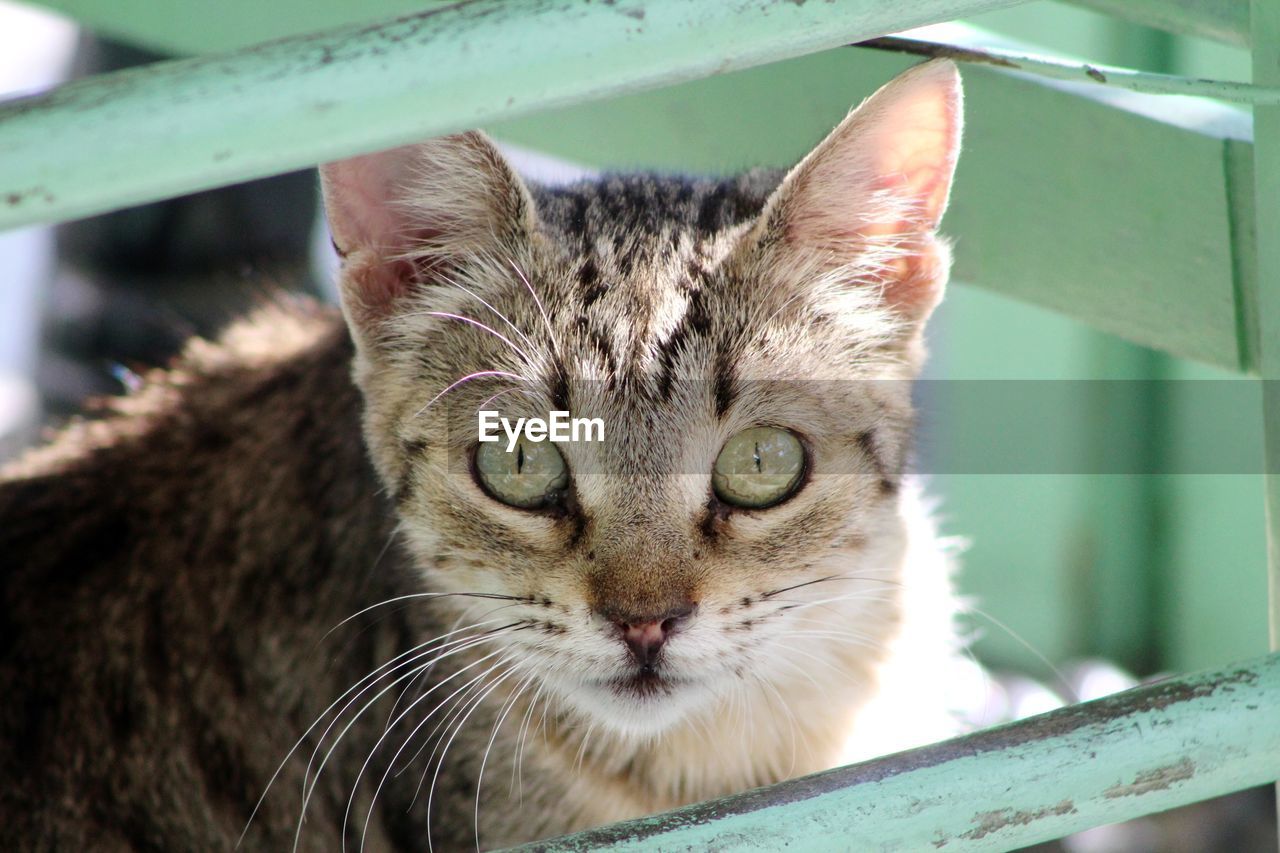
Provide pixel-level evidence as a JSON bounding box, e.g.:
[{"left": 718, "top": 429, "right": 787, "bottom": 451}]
[
  {"left": 859, "top": 74, "right": 961, "bottom": 233},
  {"left": 777, "top": 60, "right": 961, "bottom": 319},
  {"left": 321, "top": 146, "right": 426, "bottom": 258}
]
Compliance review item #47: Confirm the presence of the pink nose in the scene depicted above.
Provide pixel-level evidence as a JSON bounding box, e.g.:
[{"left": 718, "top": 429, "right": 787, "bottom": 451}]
[
  {"left": 621, "top": 621, "right": 669, "bottom": 668},
  {"left": 611, "top": 604, "right": 696, "bottom": 672}
]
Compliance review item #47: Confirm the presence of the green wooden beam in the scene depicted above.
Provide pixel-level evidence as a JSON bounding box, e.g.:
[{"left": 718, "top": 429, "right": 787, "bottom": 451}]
[
  {"left": 1063, "top": 0, "right": 1248, "bottom": 48},
  {"left": 1250, "top": 0, "right": 1280, "bottom": 773},
  {"left": 509, "top": 653, "right": 1280, "bottom": 852},
  {"left": 493, "top": 38, "right": 1253, "bottom": 371},
  {"left": 24, "top": 0, "right": 1252, "bottom": 56},
  {"left": 0, "top": 0, "right": 1026, "bottom": 232},
  {"left": 22, "top": 0, "right": 444, "bottom": 56},
  {"left": 2, "top": 6, "right": 1259, "bottom": 370}
]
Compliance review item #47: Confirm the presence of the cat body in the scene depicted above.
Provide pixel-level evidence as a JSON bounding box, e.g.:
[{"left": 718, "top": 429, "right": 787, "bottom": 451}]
[{"left": 1, "top": 61, "right": 964, "bottom": 850}]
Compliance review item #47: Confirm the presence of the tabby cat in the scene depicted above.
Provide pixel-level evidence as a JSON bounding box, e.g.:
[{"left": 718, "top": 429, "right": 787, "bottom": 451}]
[{"left": 0, "top": 60, "right": 963, "bottom": 850}]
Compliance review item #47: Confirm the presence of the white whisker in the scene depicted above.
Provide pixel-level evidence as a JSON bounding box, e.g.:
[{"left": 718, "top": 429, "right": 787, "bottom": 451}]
[
  {"left": 416, "top": 371, "right": 526, "bottom": 416},
  {"left": 244, "top": 618, "right": 510, "bottom": 849},
  {"left": 444, "top": 278, "right": 538, "bottom": 353},
  {"left": 345, "top": 649, "right": 515, "bottom": 853},
  {"left": 508, "top": 259, "right": 556, "bottom": 349},
  {"left": 421, "top": 311, "right": 535, "bottom": 368},
  {"left": 474, "top": 671, "right": 536, "bottom": 848},
  {"left": 304, "top": 634, "right": 519, "bottom": 853},
  {"left": 510, "top": 679, "right": 546, "bottom": 803},
  {"left": 422, "top": 661, "right": 521, "bottom": 853}
]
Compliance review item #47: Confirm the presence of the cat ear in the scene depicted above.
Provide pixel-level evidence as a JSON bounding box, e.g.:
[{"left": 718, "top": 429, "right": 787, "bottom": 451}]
[
  {"left": 744, "top": 60, "right": 962, "bottom": 323},
  {"left": 320, "top": 131, "right": 537, "bottom": 330}
]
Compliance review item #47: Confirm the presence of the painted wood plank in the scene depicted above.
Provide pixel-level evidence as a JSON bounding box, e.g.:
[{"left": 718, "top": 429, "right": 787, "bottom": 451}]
[
  {"left": 26, "top": 0, "right": 1251, "bottom": 56},
  {"left": 22, "top": 0, "right": 441, "bottom": 55},
  {"left": 0, "top": 8, "right": 1257, "bottom": 368},
  {"left": 508, "top": 653, "right": 1280, "bottom": 852},
  {"left": 1063, "top": 0, "right": 1248, "bottom": 47},
  {"left": 0, "top": 0, "right": 1026, "bottom": 232},
  {"left": 493, "top": 35, "right": 1253, "bottom": 370},
  {"left": 1250, "top": 0, "right": 1280, "bottom": 717}
]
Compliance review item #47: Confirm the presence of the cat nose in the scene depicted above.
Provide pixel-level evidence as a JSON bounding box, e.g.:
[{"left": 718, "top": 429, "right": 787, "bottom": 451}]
[{"left": 611, "top": 603, "right": 696, "bottom": 670}]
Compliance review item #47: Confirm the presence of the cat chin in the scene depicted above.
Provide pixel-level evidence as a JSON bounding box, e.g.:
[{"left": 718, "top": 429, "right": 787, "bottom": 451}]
[{"left": 555, "top": 676, "right": 718, "bottom": 739}]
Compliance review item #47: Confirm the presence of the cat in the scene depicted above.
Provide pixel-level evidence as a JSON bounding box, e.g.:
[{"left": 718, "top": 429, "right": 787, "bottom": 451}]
[{"left": 0, "top": 59, "right": 964, "bottom": 850}]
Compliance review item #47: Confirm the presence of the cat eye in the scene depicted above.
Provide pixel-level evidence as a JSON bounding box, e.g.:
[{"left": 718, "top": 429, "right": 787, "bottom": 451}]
[
  {"left": 473, "top": 438, "right": 569, "bottom": 509},
  {"left": 712, "top": 426, "right": 806, "bottom": 509}
]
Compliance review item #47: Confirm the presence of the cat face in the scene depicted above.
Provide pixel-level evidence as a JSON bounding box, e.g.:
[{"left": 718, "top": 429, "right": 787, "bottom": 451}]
[{"left": 321, "top": 61, "right": 961, "bottom": 738}]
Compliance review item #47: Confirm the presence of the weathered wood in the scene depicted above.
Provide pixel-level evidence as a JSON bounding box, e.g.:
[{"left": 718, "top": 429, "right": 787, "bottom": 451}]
[
  {"left": 509, "top": 654, "right": 1280, "bottom": 852},
  {"left": 0, "top": 0, "right": 1025, "bottom": 232},
  {"left": 26, "top": 0, "right": 1251, "bottom": 55}
]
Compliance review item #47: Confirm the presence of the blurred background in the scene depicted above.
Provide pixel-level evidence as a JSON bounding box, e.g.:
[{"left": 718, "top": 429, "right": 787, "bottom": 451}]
[{"left": 0, "top": 2, "right": 1269, "bottom": 848}]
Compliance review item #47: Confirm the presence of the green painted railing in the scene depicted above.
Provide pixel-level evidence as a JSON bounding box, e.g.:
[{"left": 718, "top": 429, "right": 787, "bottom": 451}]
[
  {"left": 510, "top": 654, "right": 1280, "bottom": 851},
  {"left": 25, "top": 0, "right": 1250, "bottom": 55},
  {"left": 0, "top": 4, "right": 1262, "bottom": 372},
  {"left": 0, "top": 0, "right": 1022, "bottom": 231}
]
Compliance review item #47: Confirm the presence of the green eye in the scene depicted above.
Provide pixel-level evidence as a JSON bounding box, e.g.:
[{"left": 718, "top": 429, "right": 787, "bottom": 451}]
[
  {"left": 474, "top": 438, "right": 569, "bottom": 509},
  {"left": 712, "top": 427, "right": 806, "bottom": 509}
]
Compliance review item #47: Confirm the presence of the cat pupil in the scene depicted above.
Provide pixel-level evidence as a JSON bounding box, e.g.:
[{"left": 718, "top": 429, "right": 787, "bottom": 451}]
[{"left": 517, "top": 442, "right": 525, "bottom": 474}]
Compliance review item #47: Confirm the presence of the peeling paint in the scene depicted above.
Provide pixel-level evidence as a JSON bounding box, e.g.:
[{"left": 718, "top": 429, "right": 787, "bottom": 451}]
[
  {"left": 512, "top": 657, "right": 1278, "bottom": 851},
  {"left": 960, "top": 800, "right": 1077, "bottom": 841},
  {"left": 1104, "top": 758, "right": 1196, "bottom": 798}
]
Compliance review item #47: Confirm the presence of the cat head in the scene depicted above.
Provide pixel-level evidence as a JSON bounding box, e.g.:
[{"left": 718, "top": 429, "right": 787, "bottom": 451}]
[{"left": 321, "top": 61, "right": 961, "bottom": 738}]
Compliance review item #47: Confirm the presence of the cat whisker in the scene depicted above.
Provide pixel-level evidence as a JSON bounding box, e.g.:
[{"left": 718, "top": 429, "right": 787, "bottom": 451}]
[
  {"left": 343, "top": 649, "right": 518, "bottom": 853},
  {"left": 768, "top": 591, "right": 897, "bottom": 608},
  {"left": 758, "top": 574, "right": 856, "bottom": 599},
  {"left": 780, "top": 626, "right": 892, "bottom": 645},
  {"left": 398, "top": 655, "right": 512, "bottom": 786},
  {"left": 420, "top": 311, "right": 536, "bottom": 369},
  {"left": 508, "top": 259, "right": 558, "bottom": 353},
  {"left": 328, "top": 591, "right": 535, "bottom": 637},
  {"left": 475, "top": 385, "right": 534, "bottom": 413},
  {"left": 751, "top": 672, "right": 800, "bottom": 778},
  {"left": 358, "top": 663, "right": 499, "bottom": 853},
  {"left": 421, "top": 660, "right": 523, "bottom": 853},
  {"left": 442, "top": 277, "right": 539, "bottom": 354},
  {"left": 384, "top": 604, "right": 525, "bottom": 728},
  {"left": 765, "top": 641, "right": 849, "bottom": 688},
  {"left": 510, "top": 679, "right": 547, "bottom": 803},
  {"left": 474, "top": 671, "right": 538, "bottom": 849},
  {"left": 243, "top": 619, "right": 513, "bottom": 848},
  {"left": 964, "top": 604, "right": 1076, "bottom": 703},
  {"left": 571, "top": 719, "right": 598, "bottom": 777},
  {"left": 301, "top": 631, "right": 524, "bottom": 852},
  {"left": 314, "top": 624, "right": 520, "bottom": 767},
  {"left": 415, "top": 370, "right": 528, "bottom": 416},
  {"left": 758, "top": 573, "right": 906, "bottom": 601},
  {"left": 770, "top": 590, "right": 899, "bottom": 617}
]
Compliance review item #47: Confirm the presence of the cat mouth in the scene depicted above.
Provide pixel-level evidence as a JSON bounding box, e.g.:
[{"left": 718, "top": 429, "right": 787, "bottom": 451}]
[{"left": 605, "top": 669, "right": 683, "bottom": 699}]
